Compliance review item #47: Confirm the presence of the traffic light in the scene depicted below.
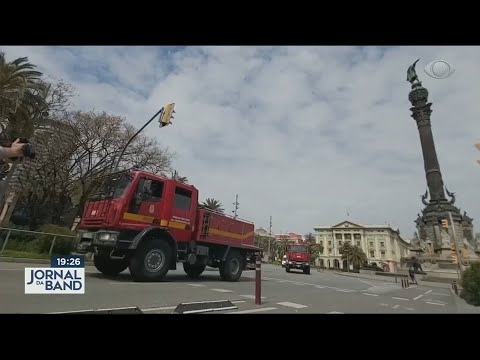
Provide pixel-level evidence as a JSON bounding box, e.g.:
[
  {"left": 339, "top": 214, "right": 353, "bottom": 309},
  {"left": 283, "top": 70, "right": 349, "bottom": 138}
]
[
  {"left": 450, "top": 243, "right": 457, "bottom": 264},
  {"left": 159, "top": 103, "right": 175, "bottom": 127},
  {"left": 441, "top": 219, "right": 448, "bottom": 230}
]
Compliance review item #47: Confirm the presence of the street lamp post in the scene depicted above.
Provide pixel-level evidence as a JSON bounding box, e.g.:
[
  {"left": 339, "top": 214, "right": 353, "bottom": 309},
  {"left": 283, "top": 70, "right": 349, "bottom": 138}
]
[{"left": 112, "top": 103, "right": 175, "bottom": 173}]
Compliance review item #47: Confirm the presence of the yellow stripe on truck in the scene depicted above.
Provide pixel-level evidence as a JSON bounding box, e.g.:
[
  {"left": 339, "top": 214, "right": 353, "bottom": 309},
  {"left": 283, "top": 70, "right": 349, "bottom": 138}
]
[
  {"left": 123, "top": 213, "right": 187, "bottom": 229},
  {"left": 123, "top": 212, "right": 154, "bottom": 223},
  {"left": 208, "top": 228, "right": 254, "bottom": 240}
]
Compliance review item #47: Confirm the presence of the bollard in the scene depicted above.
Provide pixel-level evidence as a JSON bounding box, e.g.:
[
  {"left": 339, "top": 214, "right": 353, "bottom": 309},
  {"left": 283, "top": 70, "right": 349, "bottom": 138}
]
[
  {"left": 401, "top": 278, "right": 410, "bottom": 289},
  {"left": 255, "top": 254, "right": 261, "bottom": 305}
]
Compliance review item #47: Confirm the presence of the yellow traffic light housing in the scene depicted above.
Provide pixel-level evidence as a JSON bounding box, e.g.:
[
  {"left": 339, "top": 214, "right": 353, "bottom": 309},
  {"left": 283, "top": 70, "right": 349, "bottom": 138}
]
[{"left": 159, "top": 103, "right": 175, "bottom": 127}]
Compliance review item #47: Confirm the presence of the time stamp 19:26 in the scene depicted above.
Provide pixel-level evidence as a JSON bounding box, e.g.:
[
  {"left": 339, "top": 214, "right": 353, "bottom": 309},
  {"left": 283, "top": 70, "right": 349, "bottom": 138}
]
[{"left": 24, "top": 255, "right": 85, "bottom": 294}]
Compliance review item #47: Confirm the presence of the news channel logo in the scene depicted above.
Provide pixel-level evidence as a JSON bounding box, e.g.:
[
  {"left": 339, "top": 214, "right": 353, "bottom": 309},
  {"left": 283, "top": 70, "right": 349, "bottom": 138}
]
[
  {"left": 25, "top": 255, "right": 85, "bottom": 294},
  {"left": 424, "top": 60, "right": 456, "bottom": 79}
]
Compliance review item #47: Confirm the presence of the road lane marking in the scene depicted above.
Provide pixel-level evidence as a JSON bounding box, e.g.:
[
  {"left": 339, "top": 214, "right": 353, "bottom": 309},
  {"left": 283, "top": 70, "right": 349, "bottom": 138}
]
[
  {"left": 404, "top": 307, "right": 415, "bottom": 311},
  {"left": 211, "top": 288, "right": 234, "bottom": 293},
  {"left": 230, "top": 307, "right": 277, "bottom": 314},
  {"left": 392, "top": 297, "right": 410, "bottom": 301},
  {"left": 360, "top": 280, "right": 377, "bottom": 287},
  {"left": 254, "top": 275, "right": 359, "bottom": 293},
  {"left": 240, "top": 295, "right": 266, "bottom": 299},
  {"left": 337, "top": 289, "right": 355, "bottom": 292},
  {"left": 187, "top": 284, "right": 206, "bottom": 287},
  {"left": 431, "top": 292, "right": 450, "bottom": 296},
  {"left": 327, "top": 311, "right": 344, "bottom": 314},
  {"left": 142, "top": 306, "right": 177, "bottom": 312},
  {"left": 379, "top": 303, "right": 389, "bottom": 307},
  {"left": 414, "top": 289, "right": 433, "bottom": 301},
  {"left": 426, "top": 301, "right": 445, "bottom": 306},
  {"left": 392, "top": 305, "right": 400, "bottom": 309},
  {"left": 277, "top": 302, "right": 308, "bottom": 309},
  {"left": 362, "top": 293, "right": 379, "bottom": 297},
  {"left": 425, "top": 299, "right": 447, "bottom": 304}
]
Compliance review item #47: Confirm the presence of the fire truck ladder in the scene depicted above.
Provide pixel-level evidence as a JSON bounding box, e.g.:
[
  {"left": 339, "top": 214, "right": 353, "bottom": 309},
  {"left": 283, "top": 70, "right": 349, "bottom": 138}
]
[{"left": 200, "top": 213, "right": 211, "bottom": 238}]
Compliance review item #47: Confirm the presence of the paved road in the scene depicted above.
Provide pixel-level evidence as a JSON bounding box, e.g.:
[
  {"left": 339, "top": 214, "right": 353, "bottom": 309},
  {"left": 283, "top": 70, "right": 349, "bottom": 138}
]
[{"left": 0, "top": 262, "right": 471, "bottom": 314}]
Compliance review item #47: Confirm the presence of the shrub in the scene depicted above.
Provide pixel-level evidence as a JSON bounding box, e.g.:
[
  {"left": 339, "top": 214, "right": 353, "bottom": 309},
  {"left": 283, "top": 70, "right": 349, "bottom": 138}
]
[
  {"left": 460, "top": 262, "right": 480, "bottom": 306},
  {"left": 35, "top": 224, "right": 77, "bottom": 256},
  {"left": 0, "top": 224, "right": 36, "bottom": 251}
]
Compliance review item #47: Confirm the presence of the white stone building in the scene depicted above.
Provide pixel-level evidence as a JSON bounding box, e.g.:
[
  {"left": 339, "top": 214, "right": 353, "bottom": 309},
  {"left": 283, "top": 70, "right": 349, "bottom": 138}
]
[{"left": 313, "top": 221, "right": 411, "bottom": 272}]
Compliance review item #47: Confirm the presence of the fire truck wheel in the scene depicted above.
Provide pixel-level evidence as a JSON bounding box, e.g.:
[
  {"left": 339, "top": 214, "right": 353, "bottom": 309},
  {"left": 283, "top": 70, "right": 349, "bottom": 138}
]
[
  {"left": 286, "top": 267, "right": 290, "bottom": 273},
  {"left": 129, "top": 238, "right": 172, "bottom": 282},
  {"left": 93, "top": 253, "right": 129, "bottom": 276},
  {"left": 183, "top": 263, "right": 206, "bottom": 279},
  {"left": 303, "top": 267, "right": 311, "bottom": 275},
  {"left": 219, "top": 250, "right": 244, "bottom": 282}
]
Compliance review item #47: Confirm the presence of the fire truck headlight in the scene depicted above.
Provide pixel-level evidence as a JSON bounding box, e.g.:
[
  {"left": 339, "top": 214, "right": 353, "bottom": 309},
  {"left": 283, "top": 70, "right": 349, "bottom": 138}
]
[{"left": 98, "top": 233, "right": 117, "bottom": 242}]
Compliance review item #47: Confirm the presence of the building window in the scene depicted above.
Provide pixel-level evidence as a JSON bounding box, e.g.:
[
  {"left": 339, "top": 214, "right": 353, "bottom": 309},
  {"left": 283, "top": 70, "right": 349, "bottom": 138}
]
[
  {"left": 328, "top": 241, "right": 332, "bottom": 246},
  {"left": 381, "top": 251, "right": 386, "bottom": 258},
  {"left": 369, "top": 241, "right": 374, "bottom": 247},
  {"left": 356, "top": 241, "right": 361, "bottom": 246},
  {"left": 370, "top": 250, "right": 375, "bottom": 258},
  {"left": 338, "top": 241, "right": 342, "bottom": 246},
  {"left": 344, "top": 234, "right": 351, "bottom": 240},
  {"left": 345, "top": 241, "right": 350, "bottom": 245},
  {"left": 354, "top": 234, "right": 361, "bottom": 240},
  {"left": 335, "top": 233, "right": 342, "bottom": 240},
  {"left": 319, "top": 241, "right": 323, "bottom": 246},
  {"left": 328, "top": 249, "right": 332, "bottom": 254},
  {"left": 380, "top": 242, "right": 385, "bottom": 247}
]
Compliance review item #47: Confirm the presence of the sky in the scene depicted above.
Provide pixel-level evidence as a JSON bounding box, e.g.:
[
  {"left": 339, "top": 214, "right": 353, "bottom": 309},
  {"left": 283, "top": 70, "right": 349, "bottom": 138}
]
[{"left": 1, "top": 45, "right": 479, "bottom": 239}]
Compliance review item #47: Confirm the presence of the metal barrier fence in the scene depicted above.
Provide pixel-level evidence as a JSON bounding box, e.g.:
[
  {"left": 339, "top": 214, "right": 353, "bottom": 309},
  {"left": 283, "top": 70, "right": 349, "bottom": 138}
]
[{"left": 0, "top": 226, "right": 77, "bottom": 256}]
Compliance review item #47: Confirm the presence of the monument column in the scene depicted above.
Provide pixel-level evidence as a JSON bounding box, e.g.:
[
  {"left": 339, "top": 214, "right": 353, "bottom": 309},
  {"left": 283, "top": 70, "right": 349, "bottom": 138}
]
[{"left": 406, "top": 59, "right": 474, "bottom": 256}]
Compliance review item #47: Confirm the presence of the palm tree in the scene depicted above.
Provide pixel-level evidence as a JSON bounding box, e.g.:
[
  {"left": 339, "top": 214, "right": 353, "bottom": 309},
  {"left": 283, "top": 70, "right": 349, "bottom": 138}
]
[
  {"left": 341, "top": 244, "right": 367, "bottom": 270},
  {"left": 304, "top": 233, "right": 323, "bottom": 265},
  {"left": 308, "top": 243, "right": 324, "bottom": 265},
  {"left": 201, "top": 198, "right": 224, "bottom": 213},
  {"left": 0, "top": 53, "right": 49, "bottom": 139},
  {"left": 170, "top": 170, "right": 188, "bottom": 184}
]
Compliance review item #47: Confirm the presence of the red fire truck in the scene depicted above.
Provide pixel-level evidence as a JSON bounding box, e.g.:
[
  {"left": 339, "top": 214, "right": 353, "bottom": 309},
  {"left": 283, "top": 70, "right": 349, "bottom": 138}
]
[
  {"left": 284, "top": 243, "right": 310, "bottom": 274},
  {"left": 75, "top": 170, "right": 260, "bottom": 282}
]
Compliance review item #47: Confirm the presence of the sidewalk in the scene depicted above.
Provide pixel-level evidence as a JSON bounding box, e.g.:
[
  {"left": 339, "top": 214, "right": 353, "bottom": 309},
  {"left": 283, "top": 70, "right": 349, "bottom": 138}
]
[
  {"left": 335, "top": 271, "right": 480, "bottom": 312},
  {"left": 334, "top": 271, "right": 453, "bottom": 289}
]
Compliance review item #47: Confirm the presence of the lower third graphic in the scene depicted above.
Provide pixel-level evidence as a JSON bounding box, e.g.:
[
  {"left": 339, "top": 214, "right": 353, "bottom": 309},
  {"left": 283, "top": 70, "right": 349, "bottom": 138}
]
[
  {"left": 25, "top": 255, "right": 85, "bottom": 294},
  {"left": 25, "top": 267, "right": 85, "bottom": 294}
]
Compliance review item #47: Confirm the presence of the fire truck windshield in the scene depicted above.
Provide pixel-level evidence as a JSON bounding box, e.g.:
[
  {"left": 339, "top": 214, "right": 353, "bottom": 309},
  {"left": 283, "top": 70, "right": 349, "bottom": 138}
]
[
  {"left": 90, "top": 172, "right": 132, "bottom": 200},
  {"left": 288, "top": 245, "right": 307, "bottom": 253}
]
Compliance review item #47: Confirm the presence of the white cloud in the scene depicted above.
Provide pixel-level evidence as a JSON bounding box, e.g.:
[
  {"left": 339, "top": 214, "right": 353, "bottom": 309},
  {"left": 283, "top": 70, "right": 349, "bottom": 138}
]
[{"left": 1, "top": 45, "right": 479, "bottom": 237}]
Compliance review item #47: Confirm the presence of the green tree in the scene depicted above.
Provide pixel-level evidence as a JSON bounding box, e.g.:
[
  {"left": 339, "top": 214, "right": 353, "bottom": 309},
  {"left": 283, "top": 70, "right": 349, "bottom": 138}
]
[
  {"left": 16, "top": 110, "right": 174, "bottom": 227},
  {"left": 201, "top": 198, "right": 224, "bottom": 213},
  {"left": 460, "top": 262, "right": 480, "bottom": 306},
  {"left": 304, "top": 232, "right": 322, "bottom": 265},
  {"left": 340, "top": 244, "right": 367, "bottom": 270},
  {"left": 0, "top": 52, "right": 49, "bottom": 140}
]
